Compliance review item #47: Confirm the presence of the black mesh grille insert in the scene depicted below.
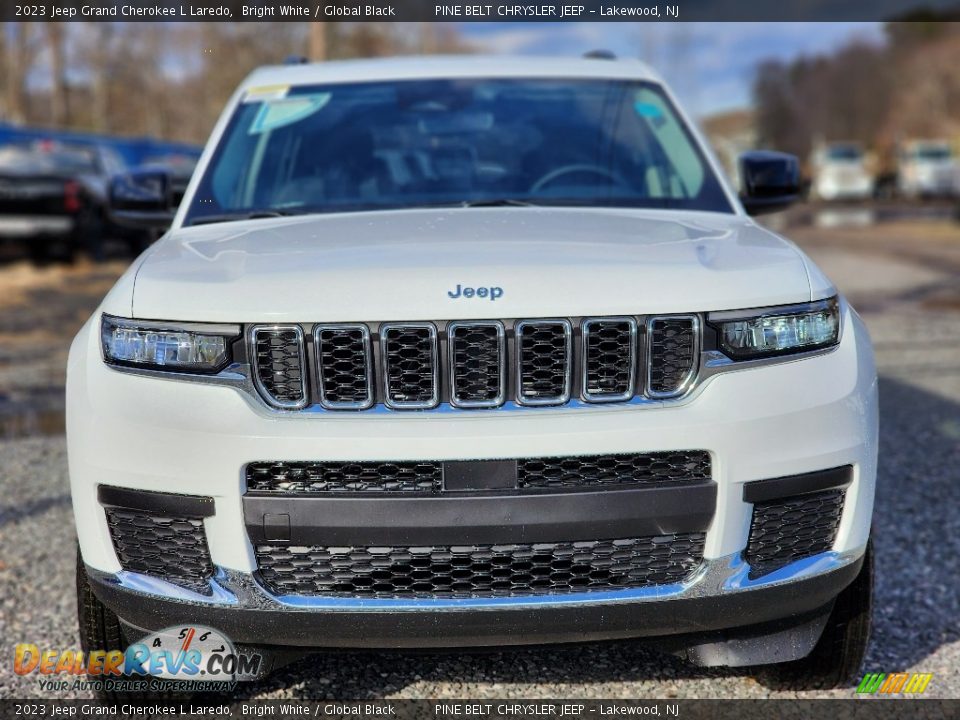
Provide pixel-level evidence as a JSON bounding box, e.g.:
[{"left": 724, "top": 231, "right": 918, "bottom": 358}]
[
  {"left": 247, "top": 461, "right": 443, "bottom": 493},
  {"left": 105, "top": 508, "right": 213, "bottom": 593},
  {"left": 583, "top": 319, "right": 635, "bottom": 400},
  {"left": 316, "top": 326, "right": 372, "bottom": 408},
  {"left": 519, "top": 451, "right": 711, "bottom": 490},
  {"left": 648, "top": 318, "right": 697, "bottom": 396},
  {"left": 255, "top": 534, "right": 706, "bottom": 598},
  {"left": 449, "top": 323, "right": 504, "bottom": 407},
  {"left": 745, "top": 489, "right": 845, "bottom": 579},
  {"left": 252, "top": 327, "right": 306, "bottom": 407},
  {"left": 247, "top": 452, "right": 711, "bottom": 494},
  {"left": 517, "top": 321, "right": 571, "bottom": 404},
  {"left": 382, "top": 324, "right": 438, "bottom": 407}
]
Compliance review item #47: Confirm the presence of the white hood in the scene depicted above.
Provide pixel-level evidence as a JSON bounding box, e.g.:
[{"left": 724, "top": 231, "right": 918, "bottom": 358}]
[{"left": 131, "top": 207, "right": 825, "bottom": 323}]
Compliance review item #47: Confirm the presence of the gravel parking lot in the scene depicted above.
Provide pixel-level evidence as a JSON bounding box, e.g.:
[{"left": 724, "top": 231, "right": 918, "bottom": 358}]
[{"left": 2, "top": 215, "right": 959, "bottom": 700}]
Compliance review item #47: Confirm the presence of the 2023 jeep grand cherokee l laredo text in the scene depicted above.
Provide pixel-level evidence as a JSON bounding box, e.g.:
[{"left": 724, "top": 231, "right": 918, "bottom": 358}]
[{"left": 68, "top": 56, "right": 877, "bottom": 691}]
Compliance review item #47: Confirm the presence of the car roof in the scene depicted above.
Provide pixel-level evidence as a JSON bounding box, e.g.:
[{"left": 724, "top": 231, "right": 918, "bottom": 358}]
[{"left": 241, "top": 55, "right": 663, "bottom": 91}]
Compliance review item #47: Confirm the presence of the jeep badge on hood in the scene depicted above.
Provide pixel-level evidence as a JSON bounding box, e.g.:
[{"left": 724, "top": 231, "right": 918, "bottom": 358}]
[{"left": 448, "top": 284, "right": 503, "bottom": 301}]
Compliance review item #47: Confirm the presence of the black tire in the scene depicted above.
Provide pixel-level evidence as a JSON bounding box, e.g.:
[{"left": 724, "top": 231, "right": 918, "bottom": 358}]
[
  {"left": 77, "top": 547, "right": 194, "bottom": 702},
  {"left": 27, "top": 239, "right": 50, "bottom": 266},
  {"left": 79, "top": 211, "right": 105, "bottom": 263},
  {"left": 756, "top": 538, "right": 873, "bottom": 690}
]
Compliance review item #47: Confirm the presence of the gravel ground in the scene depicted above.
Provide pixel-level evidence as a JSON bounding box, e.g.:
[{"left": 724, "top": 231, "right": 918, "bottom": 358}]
[{"left": 1, "top": 217, "right": 959, "bottom": 700}]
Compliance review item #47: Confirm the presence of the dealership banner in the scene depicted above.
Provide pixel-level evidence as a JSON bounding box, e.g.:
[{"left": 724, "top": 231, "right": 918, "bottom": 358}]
[
  {"left": 5, "top": 0, "right": 960, "bottom": 22},
  {"left": 4, "top": 700, "right": 959, "bottom": 717}
]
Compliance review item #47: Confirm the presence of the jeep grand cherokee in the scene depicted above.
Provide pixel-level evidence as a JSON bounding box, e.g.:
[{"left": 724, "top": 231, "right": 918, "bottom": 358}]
[{"left": 68, "top": 55, "right": 877, "bottom": 692}]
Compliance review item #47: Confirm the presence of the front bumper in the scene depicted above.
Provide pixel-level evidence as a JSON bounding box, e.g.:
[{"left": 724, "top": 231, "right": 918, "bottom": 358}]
[
  {"left": 815, "top": 175, "right": 873, "bottom": 201},
  {"left": 86, "top": 550, "right": 863, "bottom": 655},
  {"left": 68, "top": 302, "right": 878, "bottom": 650},
  {"left": 0, "top": 214, "right": 75, "bottom": 239}
]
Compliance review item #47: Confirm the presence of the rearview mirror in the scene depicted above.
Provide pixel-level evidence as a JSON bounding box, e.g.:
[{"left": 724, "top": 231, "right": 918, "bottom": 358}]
[
  {"left": 738, "top": 151, "right": 801, "bottom": 216},
  {"left": 109, "top": 170, "right": 176, "bottom": 230}
]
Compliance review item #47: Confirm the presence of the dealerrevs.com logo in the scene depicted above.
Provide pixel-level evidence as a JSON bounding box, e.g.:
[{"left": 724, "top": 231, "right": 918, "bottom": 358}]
[
  {"left": 856, "top": 672, "right": 934, "bottom": 695},
  {"left": 14, "top": 625, "right": 261, "bottom": 693}
]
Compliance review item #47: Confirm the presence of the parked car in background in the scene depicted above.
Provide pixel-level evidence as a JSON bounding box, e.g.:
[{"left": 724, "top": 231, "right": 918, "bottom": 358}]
[
  {"left": 811, "top": 142, "right": 874, "bottom": 201},
  {"left": 137, "top": 153, "right": 198, "bottom": 205},
  {"left": 112, "top": 153, "right": 200, "bottom": 251},
  {"left": 897, "top": 140, "right": 959, "bottom": 199},
  {"left": 0, "top": 140, "right": 128, "bottom": 262}
]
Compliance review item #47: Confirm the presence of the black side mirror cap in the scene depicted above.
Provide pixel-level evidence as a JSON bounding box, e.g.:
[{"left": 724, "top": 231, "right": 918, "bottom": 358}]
[
  {"left": 738, "top": 151, "right": 801, "bottom": 216},
  {"left": 108, "top": 170, "right": 176, "bottom": 230}
]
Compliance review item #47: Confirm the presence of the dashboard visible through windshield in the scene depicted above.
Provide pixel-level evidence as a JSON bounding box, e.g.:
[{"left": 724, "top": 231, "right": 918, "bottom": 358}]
[{"left": 184, "top": 77, "right": 733, "bottom": 225}]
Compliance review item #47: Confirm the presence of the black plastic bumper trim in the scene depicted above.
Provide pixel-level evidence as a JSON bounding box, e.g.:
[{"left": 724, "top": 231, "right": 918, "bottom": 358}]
[
  {"left": 742, "top": 466, "right": 853, "bottom": 504},
  {"left": 243, "top": 482, "right": 716, "bottom": 546},
  {"left": 88, "top": 557, "right": 862, "bottom": 649},
  {"left": 97, "top": 485, "right": 215, "bottom": 518}
]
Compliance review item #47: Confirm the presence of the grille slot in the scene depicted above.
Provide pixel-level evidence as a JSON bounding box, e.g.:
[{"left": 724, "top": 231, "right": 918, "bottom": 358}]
[
  {"left": 247, "top": 452, "right": 711, "bottom": 494},
  {"left": 448, "top": 321, "right": 506, "bottom": 408},
  {"left": 745, "top": 489, "right": 845, "bottom": 579},
  {"left": 247, "top": 461, "right": 443, "bottom": 493},
  {"left": 516, "top": 320, "right": 572, "bottom": 405},
  {"left": 315, "top": 324, "right": 374, "bottom": 410},
  {"left": 255, "top": 534, "right": 706, "bottom": 598},
  {"left": 519, "top": 451, "right": 711, "bottom": 490},
  {"left": 582, "top": 318, "right": 637, "bottom": 402},
  {"left": 251, "top": 325, "right": 307, "bottom": 409},
  {"left": 380, "top": 323, "right": 439, "bottom": 409},
  {"left": 105, "top": 507, "right": 213, "bottom": 594},
  {"left": 647, "top": 316, "right": 698, "bottom": 397}
]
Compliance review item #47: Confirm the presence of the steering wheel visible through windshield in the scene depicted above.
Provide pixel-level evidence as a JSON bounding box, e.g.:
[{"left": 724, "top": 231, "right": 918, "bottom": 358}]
[{"left": 184, "top": 77, "right": 732, "bottom": 226}]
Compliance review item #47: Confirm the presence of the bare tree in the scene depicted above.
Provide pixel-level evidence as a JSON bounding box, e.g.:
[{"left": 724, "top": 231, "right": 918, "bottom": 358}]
[
  {"left": 90, "top": 24, "right": 114, "bottom": 132},
  {"left": 4, "top": 23, "right": 37, "bottom": 123},
  {"left": 1, "top": 21, "right": 470, "bottom": 142},
  {"left": 45, "top": 22, "right": 69, "bottom": 126},
  {"left": 752, "top": 40, "right": 892, "bottom": 161}
]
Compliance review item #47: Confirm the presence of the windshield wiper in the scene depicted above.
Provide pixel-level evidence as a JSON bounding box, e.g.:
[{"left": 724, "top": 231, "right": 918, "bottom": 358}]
[
  {"left": 189, "top": 210, "right": 298, "bottom": 226},
  {"left": 460, "top": 198, "right": 539, "bottom": 208}
]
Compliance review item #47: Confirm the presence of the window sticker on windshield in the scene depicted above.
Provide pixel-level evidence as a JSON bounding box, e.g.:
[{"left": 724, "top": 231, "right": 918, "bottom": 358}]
[
  {"left": 634, "top": 98, "right": 667, "bottom": 130},
  {"left": 248, "top": 93, "right": 332, "bottom": 135},
  {"left": 242, "top": 84, "right": 290, "bottom": 103},
  {"left": 634, "top": 101, "right": 663, "bottom": 119}
]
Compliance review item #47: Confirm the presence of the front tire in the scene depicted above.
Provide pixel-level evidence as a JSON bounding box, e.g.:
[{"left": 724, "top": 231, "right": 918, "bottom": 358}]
[
  {"left": 756, "top": 539, "right": 873, "bottom": 690},
  {"left": 77, "top": 547, "right": 195, "bottom": 702}
]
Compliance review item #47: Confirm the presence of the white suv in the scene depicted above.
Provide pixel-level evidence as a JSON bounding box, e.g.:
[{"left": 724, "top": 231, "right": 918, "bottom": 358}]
[{"left": 69, "top": 56, "right": 877, "bottom": 693}]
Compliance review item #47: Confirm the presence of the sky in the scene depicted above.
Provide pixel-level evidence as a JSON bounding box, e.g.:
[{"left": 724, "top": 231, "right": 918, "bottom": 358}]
[{"left": 458, "top": 22, "right": 885, "bottom": 118}]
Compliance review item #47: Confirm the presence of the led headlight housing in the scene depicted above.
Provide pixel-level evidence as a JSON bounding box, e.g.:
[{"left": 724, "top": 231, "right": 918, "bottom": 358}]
[
  {"left": 709, "top": 297, "right": 840, "bottom": 360},
  {"left": 101, "top": 314, "right": 240, "bottom": 373}
]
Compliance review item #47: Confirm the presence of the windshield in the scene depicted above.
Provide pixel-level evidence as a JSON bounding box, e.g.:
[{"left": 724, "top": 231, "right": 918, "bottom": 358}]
[
  {"left": 184, "top": 78, "right": 732, "bottom": 225},
  {"left": 825, "top": 145, "right": 863, "bottom": 162},
  {"left": 912, "top": 145, "right": 952, "bottom": 161}
]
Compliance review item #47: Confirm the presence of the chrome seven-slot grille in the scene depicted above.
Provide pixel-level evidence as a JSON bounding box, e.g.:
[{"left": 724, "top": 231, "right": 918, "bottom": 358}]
[{"left": 249, "top": 316, "right": 698, "bottom": 411}]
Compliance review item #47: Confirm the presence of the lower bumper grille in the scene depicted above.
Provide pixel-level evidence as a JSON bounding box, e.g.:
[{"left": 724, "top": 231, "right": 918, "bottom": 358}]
[
  {"left": 255, "top": 534, "right": 706, "bottom": 598},
  {"left": 745, "top": 488, "right": 845, "bottom": 579},
  {"left": 104, "top": 507, "right": 214, "bottom": 594},
  {"left": 246, "top": 451, "right": 712, "bottom": 494},
  {"left": 518, "top": 451, "right": 710, "bottom": 490}
]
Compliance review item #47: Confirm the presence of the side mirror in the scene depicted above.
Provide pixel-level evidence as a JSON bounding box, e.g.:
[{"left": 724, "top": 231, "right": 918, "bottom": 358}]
[
  {"left": 738, "top": 151, "right": 801, "bottom": 216},
  {"left": 108, "top": 170, "right": 176, "bottom": 230}
]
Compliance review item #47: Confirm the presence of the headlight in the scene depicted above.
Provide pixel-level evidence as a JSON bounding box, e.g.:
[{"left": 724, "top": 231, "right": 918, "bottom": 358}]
[
  {"left": 709, "top": 297, "right": 840, "bottom": 360},
  {"left": 101, "top": 314, "right": 239, "bottom": 373}
]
